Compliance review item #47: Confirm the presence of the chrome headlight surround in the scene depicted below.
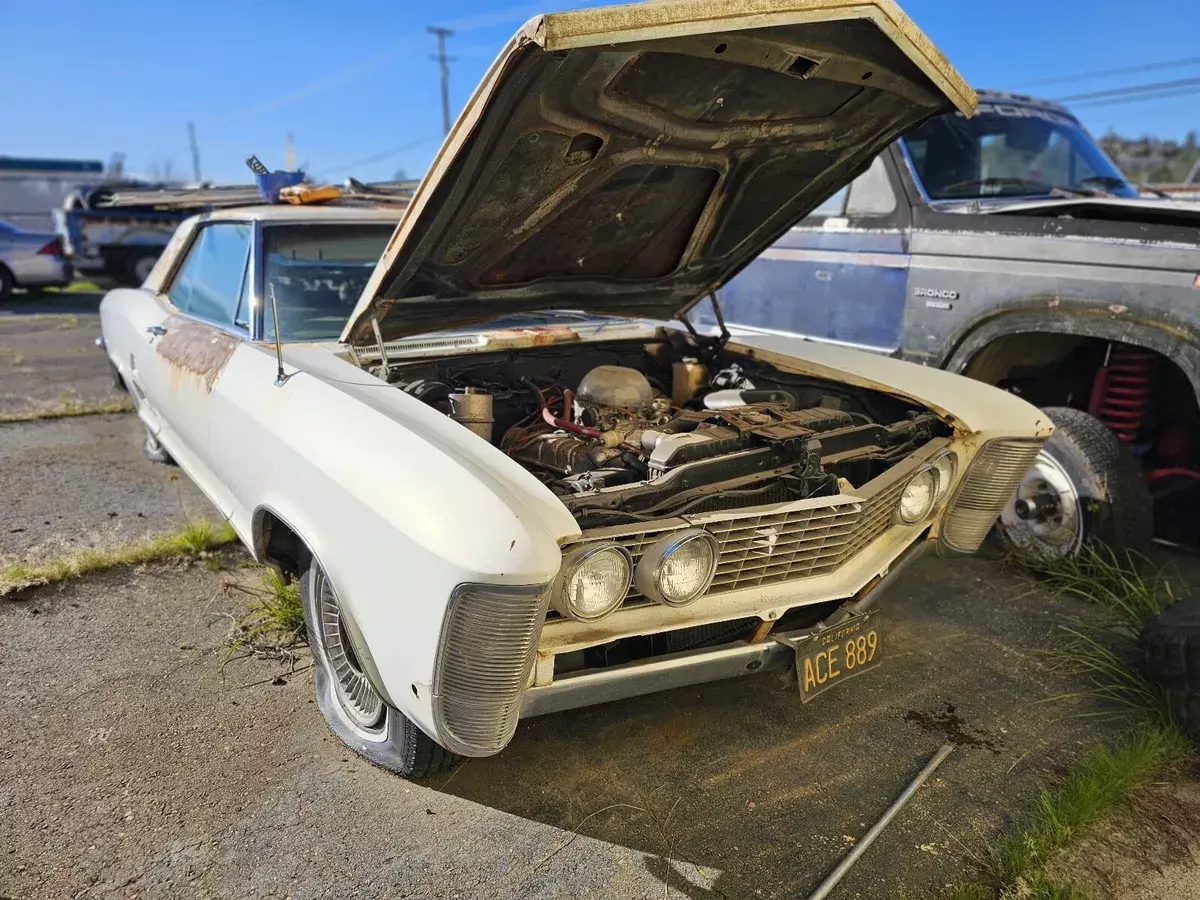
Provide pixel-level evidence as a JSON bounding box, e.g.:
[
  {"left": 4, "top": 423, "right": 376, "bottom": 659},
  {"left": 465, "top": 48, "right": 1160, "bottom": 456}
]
[
  {"left": 931, "top": 450, "right": 958, "bottom": 504},
  {"left": 897, "top": 465, "right": 939, "bottom": 525},
  {"left": 551, "top": 543, "right": 632, "bottom": 622},
  {"left": 633, "top": 528, "right": 720, "bottom": 608}
]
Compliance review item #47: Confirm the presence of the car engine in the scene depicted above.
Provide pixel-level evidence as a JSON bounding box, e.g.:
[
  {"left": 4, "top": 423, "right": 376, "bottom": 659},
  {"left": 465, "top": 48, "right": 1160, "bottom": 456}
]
[{"left": 384, "top": 340, "right": 947, "bottom": 529}]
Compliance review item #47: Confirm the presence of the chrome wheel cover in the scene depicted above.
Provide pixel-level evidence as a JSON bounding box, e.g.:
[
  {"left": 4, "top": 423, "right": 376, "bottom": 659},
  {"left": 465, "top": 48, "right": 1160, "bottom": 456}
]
[
  {"left": 998, "top": 449, "right": 1083, "bottom": 558},
  {"left": 316, "top": 571, "right": 384, "bottom": 730}
]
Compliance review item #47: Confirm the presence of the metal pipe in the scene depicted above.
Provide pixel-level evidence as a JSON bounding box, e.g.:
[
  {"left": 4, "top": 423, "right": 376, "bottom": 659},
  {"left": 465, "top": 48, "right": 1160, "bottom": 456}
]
[{"left": 804, "top": 742, "right": 956, "bottom": 900}]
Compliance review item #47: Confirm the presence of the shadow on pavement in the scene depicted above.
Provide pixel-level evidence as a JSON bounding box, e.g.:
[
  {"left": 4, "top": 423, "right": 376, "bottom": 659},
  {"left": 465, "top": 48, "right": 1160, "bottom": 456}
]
[{"left": 431, "top": 555, "right": 1123, "bottom": 899}]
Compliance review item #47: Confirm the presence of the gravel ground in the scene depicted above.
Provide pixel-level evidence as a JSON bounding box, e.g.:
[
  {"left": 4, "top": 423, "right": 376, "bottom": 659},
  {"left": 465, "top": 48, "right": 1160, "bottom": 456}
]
[{"left": 0, "top": 291, "right": 123, "bottom": 415}]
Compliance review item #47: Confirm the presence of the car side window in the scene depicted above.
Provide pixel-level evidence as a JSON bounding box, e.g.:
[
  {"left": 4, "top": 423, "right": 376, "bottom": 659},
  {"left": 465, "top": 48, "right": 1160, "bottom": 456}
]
[
  {"left": 166, "top": 223, "right": 252, "bottom": 330},
  {"left": 812, "top": 186, "right": 848, "bottom": 217},
  {"left": 845, "top": 155, "right": 896, "bottom": 216}
]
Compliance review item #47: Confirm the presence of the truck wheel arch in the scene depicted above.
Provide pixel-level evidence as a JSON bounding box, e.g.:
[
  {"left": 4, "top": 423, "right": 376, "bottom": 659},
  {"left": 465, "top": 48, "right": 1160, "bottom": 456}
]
[{"left": 943, "top": 311, "right": 1200, "bottom": 404}]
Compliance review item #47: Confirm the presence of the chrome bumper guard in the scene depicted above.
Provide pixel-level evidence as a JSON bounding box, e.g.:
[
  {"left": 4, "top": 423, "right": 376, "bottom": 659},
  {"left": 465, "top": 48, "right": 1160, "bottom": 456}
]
[{"left": 521, "top": 537, "right": 930, "bottom": 718}]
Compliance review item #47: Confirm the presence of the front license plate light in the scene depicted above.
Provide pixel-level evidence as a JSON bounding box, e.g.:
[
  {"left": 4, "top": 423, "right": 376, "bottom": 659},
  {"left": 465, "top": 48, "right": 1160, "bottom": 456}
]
[{"left": 785, "top": 610, "right": 883, "bottom": 702}]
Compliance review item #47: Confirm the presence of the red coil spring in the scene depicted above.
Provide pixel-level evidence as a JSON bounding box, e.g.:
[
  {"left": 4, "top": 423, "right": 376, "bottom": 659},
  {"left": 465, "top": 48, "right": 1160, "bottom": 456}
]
[{"left": 1087, "top": 343, "right": 1158, "bottom": 442}]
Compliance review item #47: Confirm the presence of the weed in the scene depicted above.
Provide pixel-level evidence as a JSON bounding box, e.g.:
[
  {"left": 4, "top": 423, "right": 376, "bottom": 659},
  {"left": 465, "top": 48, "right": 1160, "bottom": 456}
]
[
  {"left": 203, "top": 551, "right": 225, "bottom": 572},
  {"left": 229, "top": 569, "right": 306, "bottom": 650},
  {"left": 1027, "top": 543, "right": 1174, "bottom": 633},
  {"left": 991, "top": 726, "right": 1189, "bottom": 886},
  {"left": 0, "top": 393, "right": 134, "bottom": 423},
  {"left": 0, "top": 519, "right": 238, "bottom": 595}
]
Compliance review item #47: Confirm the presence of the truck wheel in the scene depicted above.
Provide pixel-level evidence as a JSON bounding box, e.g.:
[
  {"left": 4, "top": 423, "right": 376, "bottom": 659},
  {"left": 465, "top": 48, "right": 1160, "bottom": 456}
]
[
  {"left": 1140, "top": 599, "right": 1200, "bottom": 737},
  {"left": 996, "top": 406, "right": 1152, "bottom": 560},
  {"left": 126, "top": 251, "right": 159, "bottom": 286},
  {"left": 300, "top": 555, "right": 460, "bottom": 779},
  {"left": 0, "top": 265, "right": 13, "bottom": 302}
]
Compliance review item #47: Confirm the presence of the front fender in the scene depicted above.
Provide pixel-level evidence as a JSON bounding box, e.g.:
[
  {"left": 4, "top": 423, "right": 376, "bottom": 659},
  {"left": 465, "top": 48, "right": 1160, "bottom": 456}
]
[
  {"left": 943, "top": 306, "right": 1200, "bottom": 404},
  {"left": 211, "top": 343, "right": 578, "bottom": 740}
]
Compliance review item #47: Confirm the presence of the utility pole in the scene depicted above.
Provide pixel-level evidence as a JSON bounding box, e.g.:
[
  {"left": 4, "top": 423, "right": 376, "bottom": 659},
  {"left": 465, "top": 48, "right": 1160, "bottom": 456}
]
[
  {"left": 427, "top": 26, "right": 456, "bottom": 135},
  {"left": 186, "top": 121, "right": 202, "bottom": 183},
  {"left": 285, "top": 132, "right": 295, "bottom": 171}
]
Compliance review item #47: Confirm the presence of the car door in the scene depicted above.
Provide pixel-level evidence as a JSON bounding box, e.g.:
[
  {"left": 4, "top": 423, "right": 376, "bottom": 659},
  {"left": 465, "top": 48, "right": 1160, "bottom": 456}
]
[
  {"left": 143, "top": 221, "right": 253, "bottom": 507},
  {"left": 718, "top": 152, "right": 912, "bottom": 354}
]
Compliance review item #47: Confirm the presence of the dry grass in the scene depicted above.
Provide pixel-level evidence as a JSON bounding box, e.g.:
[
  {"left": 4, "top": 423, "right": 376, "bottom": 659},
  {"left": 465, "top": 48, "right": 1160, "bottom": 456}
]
[
  {"left": 0, "top": 520, "right": 238, "bottom": 595},
  {"left": 0, "top": 390, "right": 134, "bottom": 423}
]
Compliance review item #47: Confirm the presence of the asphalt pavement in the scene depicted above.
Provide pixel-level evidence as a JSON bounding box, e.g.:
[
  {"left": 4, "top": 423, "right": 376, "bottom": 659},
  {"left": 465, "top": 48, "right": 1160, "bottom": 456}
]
[{"left": 0, "top": 290, "right": 1159, "bottom": 899}]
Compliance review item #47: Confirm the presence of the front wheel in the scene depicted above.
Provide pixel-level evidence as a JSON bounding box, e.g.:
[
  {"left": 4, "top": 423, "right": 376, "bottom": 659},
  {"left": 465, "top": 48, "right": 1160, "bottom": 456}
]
[
  {"left": 300, "top": 555, "right": 459, "bottom": 779},
  {"left": 996, "top": 406, "right": 1152, "bottom": 560}
]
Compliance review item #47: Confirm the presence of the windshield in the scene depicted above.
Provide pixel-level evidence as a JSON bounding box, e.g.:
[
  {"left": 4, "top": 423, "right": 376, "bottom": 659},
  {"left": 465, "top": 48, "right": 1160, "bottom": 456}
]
[
  {"left": 263, "top": 223, "right": 395, "bottom": 341},
  {"left": 901, "top": 102, "right": 1138, "bottom": 201}
]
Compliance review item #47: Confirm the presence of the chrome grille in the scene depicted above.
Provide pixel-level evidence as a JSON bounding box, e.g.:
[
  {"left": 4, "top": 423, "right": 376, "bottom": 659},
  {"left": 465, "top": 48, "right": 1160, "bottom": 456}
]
[
  {"left": 432, "top": 583, "right": 551, "bottom": 757},
  {"left": 571, "top": 467, "right": 913, "bottom": 605},
  {"left": 942, "top": 439, "right": 1044, "bottom": 552}
]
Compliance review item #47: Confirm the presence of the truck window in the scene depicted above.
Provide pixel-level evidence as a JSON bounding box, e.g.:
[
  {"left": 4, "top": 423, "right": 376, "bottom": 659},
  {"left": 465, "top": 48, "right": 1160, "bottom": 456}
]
[
  {"left": 812, "top": 186, "right": 847, "bottom": 217},
  {"left": 901, "top": 103, "right": 1138, "bottom": 200},
  {"left": 166, "top": 223, "right": 252, "bottom": 330},
  {"left": 845, "top": 156, "right": 896, "bottom": 216}
]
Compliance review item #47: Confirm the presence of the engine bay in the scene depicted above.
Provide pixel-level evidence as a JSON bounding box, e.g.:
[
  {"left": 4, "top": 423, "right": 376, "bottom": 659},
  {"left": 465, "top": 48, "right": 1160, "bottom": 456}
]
[{"left": 373, "top": 335, "right": 950, "bottom": 529}]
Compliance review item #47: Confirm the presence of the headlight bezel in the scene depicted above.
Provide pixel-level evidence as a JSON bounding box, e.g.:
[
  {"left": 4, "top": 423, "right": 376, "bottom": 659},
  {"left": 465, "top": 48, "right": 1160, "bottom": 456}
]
[
  {"left": 897, "top": 464, "right": 939, "bottom": 525},
  {"left": 552, "top": 543, "right": 633, "bottom": 622},
  {"left": 931, "top": 450, "right": 958, "bottom": 504},
  {"left": 633, "top": 527, "right": 720, "bottom": 608}
]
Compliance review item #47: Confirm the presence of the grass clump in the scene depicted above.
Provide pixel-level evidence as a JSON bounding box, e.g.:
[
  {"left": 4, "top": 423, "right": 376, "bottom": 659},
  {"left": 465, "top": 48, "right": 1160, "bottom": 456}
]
[
  {"left": 992, "top": 727, "right": 1190, "bottom": 886},
  {"left": 0, "top": 390, "right": 134, "bottom": 423},
  {"left": 0, "top": 519, "right": 238, "bottom": 595},
  {"left": 225, "top": 569, "right": 307, "bottom": 660},
  {"left": 1027, "top": 543, "right": 1174, "bottom": 632}
]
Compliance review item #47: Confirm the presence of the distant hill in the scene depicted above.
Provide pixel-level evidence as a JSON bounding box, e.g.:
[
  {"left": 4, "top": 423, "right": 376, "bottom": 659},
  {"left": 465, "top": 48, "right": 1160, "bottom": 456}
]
[{"left": 1099, "top": 130, "right": 1200, "bottom": 185}]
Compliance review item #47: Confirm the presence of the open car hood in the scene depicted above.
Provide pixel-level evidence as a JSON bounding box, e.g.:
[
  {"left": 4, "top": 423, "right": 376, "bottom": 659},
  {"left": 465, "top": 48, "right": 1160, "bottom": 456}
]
[{"left": 344, "top": 0, "right": 975, "bottom": 345}]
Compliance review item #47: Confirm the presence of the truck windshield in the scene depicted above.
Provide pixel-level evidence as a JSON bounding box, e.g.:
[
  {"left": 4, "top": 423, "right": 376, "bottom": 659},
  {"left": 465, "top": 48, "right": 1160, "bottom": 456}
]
[
  {"left": 263, "top": 223, "right": 395, "bottom": 341},
  {"left": 901, "top": 102, "right": 1138, "bottom": 201}
]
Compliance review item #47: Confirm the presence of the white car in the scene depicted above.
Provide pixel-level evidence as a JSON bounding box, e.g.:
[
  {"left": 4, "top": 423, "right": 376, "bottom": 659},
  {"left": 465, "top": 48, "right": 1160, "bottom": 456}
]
[{"left": 99, "top": 0, "right": 1050, "bottom": 778}]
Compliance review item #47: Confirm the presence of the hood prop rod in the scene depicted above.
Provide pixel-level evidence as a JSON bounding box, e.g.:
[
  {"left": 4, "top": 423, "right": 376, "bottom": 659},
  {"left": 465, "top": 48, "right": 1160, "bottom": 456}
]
[{"left": 677, "top": 292, "right": 729, "bottom": 360}]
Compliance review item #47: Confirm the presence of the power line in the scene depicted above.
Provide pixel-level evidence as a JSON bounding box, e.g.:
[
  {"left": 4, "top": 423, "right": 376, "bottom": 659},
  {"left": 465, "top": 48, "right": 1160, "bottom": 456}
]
[
  {"left": 1056, "top": 76, "right": 1200, "bottom": 103},
  {"left": 1068, "top": 85, "right": 1200, "bottom": 110},
  {"left": 1019, "top": 56, "right": 1200, "bottom": 88},
  {"left": 317, "top": 137, "right": 439, "bottom": 179},
  {"left": 428, "top": 26, "right": 457, "bottom": 136}
]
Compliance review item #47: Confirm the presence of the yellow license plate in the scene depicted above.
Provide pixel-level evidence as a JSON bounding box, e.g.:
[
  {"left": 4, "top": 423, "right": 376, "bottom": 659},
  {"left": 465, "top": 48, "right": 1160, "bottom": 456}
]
[{"left": 795, "top": 611, "right": 882, "bottom": 702}]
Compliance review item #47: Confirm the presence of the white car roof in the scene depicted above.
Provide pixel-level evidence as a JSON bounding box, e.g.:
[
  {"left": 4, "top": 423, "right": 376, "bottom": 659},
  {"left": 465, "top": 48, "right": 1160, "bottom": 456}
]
[{"left": 202, "top": 205, "right": 406, "bottom": 223}]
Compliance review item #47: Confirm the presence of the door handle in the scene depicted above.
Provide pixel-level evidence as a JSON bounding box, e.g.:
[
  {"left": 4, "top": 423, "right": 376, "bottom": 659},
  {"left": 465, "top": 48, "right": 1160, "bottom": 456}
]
[{"left": 146, "top": 325, "right": 168, "bottom": 337}]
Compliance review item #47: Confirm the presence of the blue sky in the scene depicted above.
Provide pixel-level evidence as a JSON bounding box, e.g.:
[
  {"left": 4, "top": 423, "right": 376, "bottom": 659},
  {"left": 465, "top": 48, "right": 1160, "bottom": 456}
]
[{"left": 2, "top": 0, "right": 1198, "bottom": 184}]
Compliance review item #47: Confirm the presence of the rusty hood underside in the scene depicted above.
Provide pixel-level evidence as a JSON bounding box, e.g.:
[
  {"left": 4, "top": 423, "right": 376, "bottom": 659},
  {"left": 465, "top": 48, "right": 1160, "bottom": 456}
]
[{"left": 344, "top": 0, "right": 975, "bottom": 346}]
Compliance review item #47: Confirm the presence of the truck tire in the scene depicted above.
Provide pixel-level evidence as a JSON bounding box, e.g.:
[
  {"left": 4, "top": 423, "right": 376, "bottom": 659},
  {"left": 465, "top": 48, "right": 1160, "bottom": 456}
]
[
  {"left": 0, "top": 265, "right": 13, "bottom": 302},
  {"left": 300, "top": 555, "right": 460, "bottom": 779},
  {"left": 1141, "top": 599, "right": 1200, "bottom": 737},
  {"left": 996, "top": 406, "right": 1152, "bottom": 560},
  {"left": 125, "top": 250, "right": 159, "bottom": 287}
]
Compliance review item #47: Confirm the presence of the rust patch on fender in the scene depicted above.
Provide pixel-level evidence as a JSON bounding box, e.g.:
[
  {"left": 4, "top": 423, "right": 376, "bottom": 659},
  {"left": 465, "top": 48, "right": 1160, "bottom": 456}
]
[{"left": 155, "top": 316, "right": 240, "bottom": 392}]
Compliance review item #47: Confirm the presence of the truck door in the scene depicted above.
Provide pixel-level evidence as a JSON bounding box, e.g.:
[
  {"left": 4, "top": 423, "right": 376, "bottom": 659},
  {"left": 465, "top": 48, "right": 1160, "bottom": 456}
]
[{"left": 719, "top": 153, "right": 910, "bottom": 353}]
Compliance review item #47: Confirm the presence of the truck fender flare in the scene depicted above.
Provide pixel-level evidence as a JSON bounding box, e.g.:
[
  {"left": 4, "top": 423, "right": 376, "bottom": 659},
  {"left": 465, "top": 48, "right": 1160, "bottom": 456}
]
[{"left": 943, "top": 309, "right": 1200, "bottom": 403}]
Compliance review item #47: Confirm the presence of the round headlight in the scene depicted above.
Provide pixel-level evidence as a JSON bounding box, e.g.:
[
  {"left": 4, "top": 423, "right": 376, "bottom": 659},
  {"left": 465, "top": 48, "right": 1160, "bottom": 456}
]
[
  {"left": 553, "top": 544, "right": 632, "bottom": 621},
  {"left": 634, "top": 528, "right": 719, "bottom": 607},
  {"left": 898, "top": 467, "right": 937, "bottom": 524},
  {"left": 932, "top": 452, "right": 957, "bottom": 503}
]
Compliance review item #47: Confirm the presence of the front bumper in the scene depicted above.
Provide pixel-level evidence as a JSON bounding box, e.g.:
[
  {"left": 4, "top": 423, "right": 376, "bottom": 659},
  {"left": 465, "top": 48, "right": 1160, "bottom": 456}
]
[{"left": 521, "top": 536, "right": 930, "bottom": 717}]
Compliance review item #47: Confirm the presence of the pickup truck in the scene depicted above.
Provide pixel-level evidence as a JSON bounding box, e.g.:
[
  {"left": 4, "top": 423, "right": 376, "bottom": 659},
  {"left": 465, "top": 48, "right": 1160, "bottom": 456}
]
[{"left": 717, "top": 90, "right": 1200, "bottom": 558}]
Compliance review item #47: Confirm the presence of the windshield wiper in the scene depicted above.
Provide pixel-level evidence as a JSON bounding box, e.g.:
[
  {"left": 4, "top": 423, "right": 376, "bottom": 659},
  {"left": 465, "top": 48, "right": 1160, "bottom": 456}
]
[{"left": 942, "top": 177, "right": 1102, "bottom": 199}]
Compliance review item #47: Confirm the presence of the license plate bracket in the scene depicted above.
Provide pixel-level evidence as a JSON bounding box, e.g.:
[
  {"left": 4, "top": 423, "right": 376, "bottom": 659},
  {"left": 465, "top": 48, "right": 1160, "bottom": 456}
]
[{"left": 781, "top": 610, "right": 883, "bottom": 703}]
